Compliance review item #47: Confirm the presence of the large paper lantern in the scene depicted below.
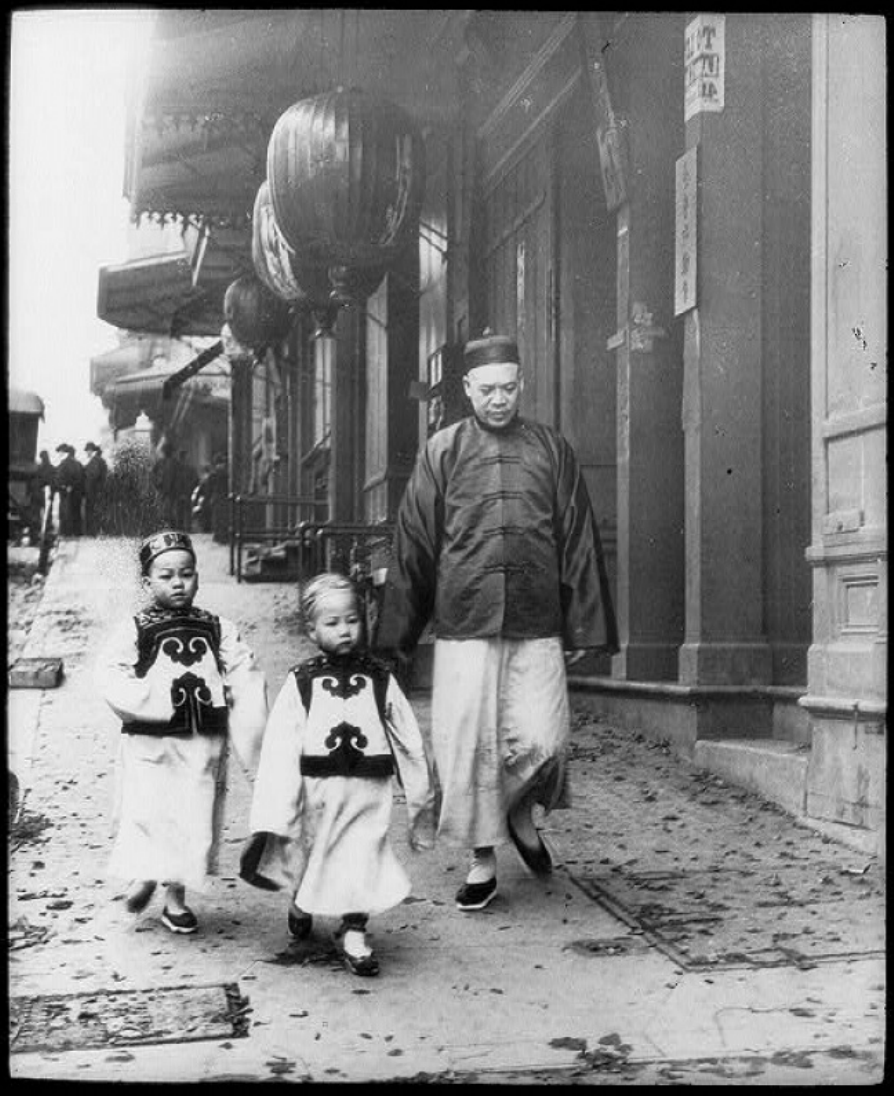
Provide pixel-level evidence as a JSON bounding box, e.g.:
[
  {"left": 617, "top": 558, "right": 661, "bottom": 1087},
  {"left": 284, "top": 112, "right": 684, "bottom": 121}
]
[
  {"left": 252, "top": 180, "right": 388, "bottom": 317},
  {"left": 267, "top": 88, "right": 425, "bottom": 299},
  {"left": 252, "top": 181, "right": 321, "bottom": 302},
  {"left": 223, "top": 275, "right": 292, "bottom": 351}
]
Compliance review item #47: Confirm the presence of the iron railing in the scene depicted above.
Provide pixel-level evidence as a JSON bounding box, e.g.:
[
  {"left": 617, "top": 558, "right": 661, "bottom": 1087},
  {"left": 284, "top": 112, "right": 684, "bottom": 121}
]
[{"left": 230, "top": 493, "right": 326, "bottom": 581}]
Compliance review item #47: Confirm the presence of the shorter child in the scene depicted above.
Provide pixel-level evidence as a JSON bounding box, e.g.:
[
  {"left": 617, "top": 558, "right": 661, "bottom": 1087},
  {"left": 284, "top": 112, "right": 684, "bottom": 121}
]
[
  {"left": 240, "top": 573, "right": 436, "bottom": 976},
  {"left": 98, "top": 530, "right": 267, "bottom": 933}
]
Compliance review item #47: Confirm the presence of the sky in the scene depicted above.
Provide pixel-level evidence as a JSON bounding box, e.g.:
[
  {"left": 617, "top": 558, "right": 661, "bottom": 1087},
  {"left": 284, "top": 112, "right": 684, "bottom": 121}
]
[{"left": 8, "top": 8, "right": 154, "bottom": 457}]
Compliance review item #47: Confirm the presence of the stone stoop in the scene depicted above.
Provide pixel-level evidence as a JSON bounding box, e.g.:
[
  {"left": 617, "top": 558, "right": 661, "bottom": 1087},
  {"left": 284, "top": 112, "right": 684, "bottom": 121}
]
[{"left": 693, "top": 738, "right": 810, "bottom": 816}]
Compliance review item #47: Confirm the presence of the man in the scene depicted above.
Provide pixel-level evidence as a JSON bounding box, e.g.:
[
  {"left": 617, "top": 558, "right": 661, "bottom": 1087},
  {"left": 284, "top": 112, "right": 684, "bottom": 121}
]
[
  {"left": 175, "top": 449, "right": 199, "bottom": 531},
  {"left": 54, "top": 444, "right": 85, "bottom": 537},
  {"left": 152, "top": 440, "right": 179, "bottom": 527},
  {"left": 83, "top": 442, "right": 108, "bottom": 536},
  {"left": 30, "top": 449, "right": 55, "bottom": 534},
  {"left": 377, "top": 331, "right": 618, "bottom": 912}
]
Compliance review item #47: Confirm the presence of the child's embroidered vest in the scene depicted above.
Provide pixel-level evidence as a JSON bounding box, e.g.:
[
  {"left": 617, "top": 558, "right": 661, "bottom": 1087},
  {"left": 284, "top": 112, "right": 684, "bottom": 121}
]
[
  {"left": 292, "top": 653, "right": 394, "bottom": 778},
  {"left": 125, "top": 607, "right": 228, "bottom": 736}
]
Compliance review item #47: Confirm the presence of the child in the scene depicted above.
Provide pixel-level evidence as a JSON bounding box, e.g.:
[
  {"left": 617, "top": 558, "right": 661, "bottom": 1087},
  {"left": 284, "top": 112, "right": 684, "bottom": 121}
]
[
  {"left": 98, "top": 530, "right": 267, "bottom": 933},
  {"left": 240, "top": 572, "right": 436, "bottom": 977}
]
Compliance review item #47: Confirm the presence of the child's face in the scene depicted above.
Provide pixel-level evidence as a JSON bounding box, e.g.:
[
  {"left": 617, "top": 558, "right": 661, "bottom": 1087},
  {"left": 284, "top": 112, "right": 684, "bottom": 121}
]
[
  {"left": 143, "top": 549, "right": 199, "bottom": 610},
  {"left": 308, "top": 588, "right": 361, "bottom": 655}
]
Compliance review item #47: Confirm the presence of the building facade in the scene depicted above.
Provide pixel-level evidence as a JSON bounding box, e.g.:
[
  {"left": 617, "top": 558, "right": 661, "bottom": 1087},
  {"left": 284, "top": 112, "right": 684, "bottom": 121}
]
[{"left": 97, "top": 11, "right": 886, "bottom": 851}]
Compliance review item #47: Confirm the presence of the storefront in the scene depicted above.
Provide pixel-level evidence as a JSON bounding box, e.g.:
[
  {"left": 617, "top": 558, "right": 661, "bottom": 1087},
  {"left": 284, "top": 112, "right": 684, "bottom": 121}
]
[{"left": 96, "top": 11, "right": 886, "bottom": 851}]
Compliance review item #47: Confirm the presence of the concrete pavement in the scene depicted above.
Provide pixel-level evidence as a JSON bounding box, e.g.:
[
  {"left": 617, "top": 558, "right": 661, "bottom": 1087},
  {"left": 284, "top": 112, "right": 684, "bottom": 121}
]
[{"left": 8, "top": 535, "right": 885, "bottom": 1084}]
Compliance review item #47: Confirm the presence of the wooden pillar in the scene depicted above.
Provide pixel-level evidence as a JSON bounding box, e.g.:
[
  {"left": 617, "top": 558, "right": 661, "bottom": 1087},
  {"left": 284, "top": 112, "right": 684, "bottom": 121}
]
[
  {"left": 329, "top": 307, "right": 361, "bottom": 523},
  {"left": 229, "top": 357, "right": 253, "bottom": 499},
  {"left": 362, "top": 250, "right": 421, "bottom": 523},
  {"left": 678, "top": 14, "right": 772, "bottom": 685},
  {"left": 585, "top": 13, "right": 686, "bottom": 681}
]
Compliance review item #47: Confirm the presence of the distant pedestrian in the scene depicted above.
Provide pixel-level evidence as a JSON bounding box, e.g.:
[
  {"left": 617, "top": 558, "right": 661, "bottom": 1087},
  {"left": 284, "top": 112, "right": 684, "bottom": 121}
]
[
  {"left": 97, "top": 530, "right": 268, "bottom": 934},
  {"left": 240, "top": 572, "right": 435, "bottom": 977},
  {"left": 205, "top": 452, "right": 229, "bottom": 542},
  {"left": 175, "top": 450, "right": 199, "bottom": 531},
  {"left": 30, "top": 449, "right": 55, "bottom": 533},
  {"left": 83, "top": 442, "right": 108, "bottom": 536},
  {"left": 152, "top": 440, "right": 179, "bottom": 526},
  {"left": 54, "top": 443, "right": 85, "bottom": 537}
]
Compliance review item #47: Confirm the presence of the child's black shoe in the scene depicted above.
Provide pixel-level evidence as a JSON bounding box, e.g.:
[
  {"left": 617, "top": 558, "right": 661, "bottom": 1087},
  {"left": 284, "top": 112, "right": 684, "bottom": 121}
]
[
  {"left": 161, "top": 905, "right": 198, "bottom": 934},
  {"left": 334, "top": 923, "right": 379, "bottom": 977},
  {"left": 287, "top": 906, "right": 313, "bottom": 940}
]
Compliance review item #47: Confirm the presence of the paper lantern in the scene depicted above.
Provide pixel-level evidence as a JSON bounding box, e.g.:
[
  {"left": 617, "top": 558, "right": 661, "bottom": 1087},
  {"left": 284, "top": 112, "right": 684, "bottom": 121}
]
[
  {"left": 223, "top": 275, "right": 292, "bottom": 351},
  {"left": 252, "top": 180, "right": 388, "bottom": 311},
  {"left": 267, "top": 88, "right": 424, "bottom": 293}
]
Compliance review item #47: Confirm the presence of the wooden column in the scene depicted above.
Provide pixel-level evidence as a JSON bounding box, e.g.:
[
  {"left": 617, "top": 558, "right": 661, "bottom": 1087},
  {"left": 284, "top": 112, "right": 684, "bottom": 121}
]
[
  {"left": 583, "top": 13, "right": 686, "bottom": 681},
  {"left": 678, "top": 14, "right": 772, "bottom": 685},
  {"left": 330, "top": 307, "right": 361, "bottom": 523},
  {"left": 228, "top": 357, "right": 253, "bottom": 499}
]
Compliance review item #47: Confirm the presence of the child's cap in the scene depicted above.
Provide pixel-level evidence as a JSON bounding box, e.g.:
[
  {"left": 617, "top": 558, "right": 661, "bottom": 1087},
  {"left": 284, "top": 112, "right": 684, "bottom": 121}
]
[{"left": 140, "top": 530, "right": 196, "bottom": 574}]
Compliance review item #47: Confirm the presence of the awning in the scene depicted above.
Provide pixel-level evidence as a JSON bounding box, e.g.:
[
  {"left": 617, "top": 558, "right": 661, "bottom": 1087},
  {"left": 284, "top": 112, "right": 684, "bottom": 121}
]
[
  {"left": 161, "top": 339, "right": 224, "bottom": 396},
  {"left": 97, "top": 253, "right": 202, "bottom": 335},
  {"left": 102, "top": 343, "right": 228, "bottom": 427},
  {"left": 90, "top": 337, "right": 160, "bottom": 397},
  {"left": 9, "top": 387, "right": 45, "bottom": 417},
  {"left": 97, "top": 229, "right": 249, "bottom": 337},
  {"left": 127, "top": 11, "right": 465, "bottom": 225}
]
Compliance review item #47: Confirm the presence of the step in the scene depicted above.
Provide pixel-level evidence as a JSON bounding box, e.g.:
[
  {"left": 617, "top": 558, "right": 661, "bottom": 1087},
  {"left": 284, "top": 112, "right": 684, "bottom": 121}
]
[{"left": 693, "top": 738, "right": 810, "bottom": 816}]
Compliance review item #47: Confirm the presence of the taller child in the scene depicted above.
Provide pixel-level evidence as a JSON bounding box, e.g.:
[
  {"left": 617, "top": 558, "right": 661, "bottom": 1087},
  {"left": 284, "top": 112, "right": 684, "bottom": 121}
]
[
  {"left": 98, "top": 530, "right": 267, "bottom": 933},
  {"left": 377, "top": 331, "right": 618, "bottom": 911}
]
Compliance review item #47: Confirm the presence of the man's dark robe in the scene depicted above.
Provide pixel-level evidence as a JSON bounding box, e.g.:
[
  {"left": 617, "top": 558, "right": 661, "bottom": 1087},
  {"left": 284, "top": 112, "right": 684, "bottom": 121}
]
[{"left": 378, "top": 415, "right": 618, "bottom": 656}]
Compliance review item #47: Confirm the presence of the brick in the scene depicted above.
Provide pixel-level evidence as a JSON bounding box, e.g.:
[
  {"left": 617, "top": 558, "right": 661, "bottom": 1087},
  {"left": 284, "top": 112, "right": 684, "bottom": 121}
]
[{"left": 8, "top": 658, "right": 64, "bottom": 689}]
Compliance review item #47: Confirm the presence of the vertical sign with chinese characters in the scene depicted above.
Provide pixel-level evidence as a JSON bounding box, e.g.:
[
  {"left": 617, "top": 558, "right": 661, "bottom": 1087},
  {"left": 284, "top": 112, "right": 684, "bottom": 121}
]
[
  {"left": 591, "top": 62, "right": 628, "bottom": 211},
  {"left": 675, "top": 146, "right": 698, "bottom": 315},
  {"left": 684, "top": 14, "right": 725, "bottom": 121}
]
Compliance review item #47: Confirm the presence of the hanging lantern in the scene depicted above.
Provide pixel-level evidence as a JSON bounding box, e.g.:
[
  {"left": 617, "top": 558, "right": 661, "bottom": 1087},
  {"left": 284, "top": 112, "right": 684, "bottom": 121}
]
[
  {"left": 223, "top": 275, "right": 292, "bottom": 351},
  {"left": 252, "top": 181, "right": 318, "bottom": 303},
  {"left": 220, "top": 323, "right": 254, "bottom": 364},
  {"left": 252, "top": 180, "right": 388, "bottom": 322},
  {"left": 267, "top": 88, "right": 425, "bottom": 296}
]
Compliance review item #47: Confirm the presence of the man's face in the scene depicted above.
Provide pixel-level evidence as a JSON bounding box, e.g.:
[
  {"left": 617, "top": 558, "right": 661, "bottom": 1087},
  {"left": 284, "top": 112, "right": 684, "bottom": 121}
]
[{"left": 463, "top": 362, "right": 523, "bottom": 429}]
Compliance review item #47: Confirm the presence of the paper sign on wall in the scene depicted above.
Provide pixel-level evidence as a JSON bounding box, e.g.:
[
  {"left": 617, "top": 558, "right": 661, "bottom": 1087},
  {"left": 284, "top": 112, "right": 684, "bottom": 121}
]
[
  {"left": 685, "top": 14, "right": 725, "bottom": 121},
  {"left": 675, "top": 146, "right": 698, "bottom": 316}
]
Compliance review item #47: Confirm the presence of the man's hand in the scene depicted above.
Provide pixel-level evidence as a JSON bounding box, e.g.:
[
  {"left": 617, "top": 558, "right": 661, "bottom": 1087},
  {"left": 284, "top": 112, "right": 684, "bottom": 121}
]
[
  {"left": 564, "top": 649, "right": 586, "bottom": 668},
  {"left": 381, "top": 649, "right": 413, "bottom": 692}
]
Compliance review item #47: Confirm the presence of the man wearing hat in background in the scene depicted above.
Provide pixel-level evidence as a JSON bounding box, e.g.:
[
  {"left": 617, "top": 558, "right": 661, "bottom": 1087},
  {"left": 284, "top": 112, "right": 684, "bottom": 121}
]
[
  {"left": 83, "top": 442, "right": 109, "bottom": 537},
  {"left": 54, "top": 443, "right": 85, "bottom": 537},
  {"left": 377, "top": 330, "right": 618, "bottom": 912}
]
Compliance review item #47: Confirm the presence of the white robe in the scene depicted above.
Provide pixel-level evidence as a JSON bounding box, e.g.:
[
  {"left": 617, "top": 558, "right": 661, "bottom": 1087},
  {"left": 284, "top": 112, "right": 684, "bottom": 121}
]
[
  {"left": 98, "top": 611, "right": 267, "bottom": 891},
  {"left": 431, "top": 636, "right": 570, "bottom": 848},
  {"left": 248, "top": 664, "right": 436, "bottom": 916}
]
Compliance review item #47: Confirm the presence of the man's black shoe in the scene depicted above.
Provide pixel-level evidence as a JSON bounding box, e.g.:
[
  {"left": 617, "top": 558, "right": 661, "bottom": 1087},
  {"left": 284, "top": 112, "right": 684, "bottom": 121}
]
[
  {"left": 455, "top": 876, "right": 497, "bottom": 911},
  {"left": 507, "top": 808, "right": 552, "bottom": 876}
]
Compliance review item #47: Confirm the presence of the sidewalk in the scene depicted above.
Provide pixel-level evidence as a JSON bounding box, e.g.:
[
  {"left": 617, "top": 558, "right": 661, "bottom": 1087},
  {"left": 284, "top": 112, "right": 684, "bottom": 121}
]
[{"left": 8, "top": 535, "right": 885, "bottom": 1084}]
